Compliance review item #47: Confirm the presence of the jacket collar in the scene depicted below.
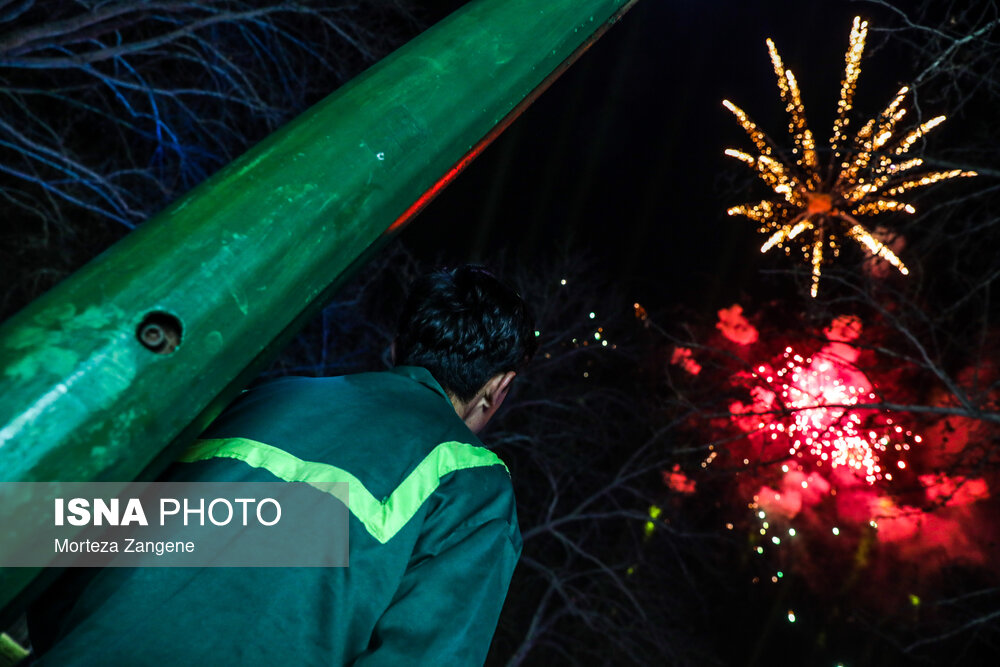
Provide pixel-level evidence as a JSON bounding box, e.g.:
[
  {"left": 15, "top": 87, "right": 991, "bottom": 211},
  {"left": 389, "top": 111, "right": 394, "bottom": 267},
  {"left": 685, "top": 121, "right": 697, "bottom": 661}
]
[{"left": 389, "top": 366, "right": 452, "bottom": 405}]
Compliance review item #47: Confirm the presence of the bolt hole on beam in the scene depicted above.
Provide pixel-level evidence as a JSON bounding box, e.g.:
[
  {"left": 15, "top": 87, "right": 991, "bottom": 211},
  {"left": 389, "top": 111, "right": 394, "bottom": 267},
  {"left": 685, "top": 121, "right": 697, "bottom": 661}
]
[{"left": 136, "top": 312, "right": 183, "bottom": 355}]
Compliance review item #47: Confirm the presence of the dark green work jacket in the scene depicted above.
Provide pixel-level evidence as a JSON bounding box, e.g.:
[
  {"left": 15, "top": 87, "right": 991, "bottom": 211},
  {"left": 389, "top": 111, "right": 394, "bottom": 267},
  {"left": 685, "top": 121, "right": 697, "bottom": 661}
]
[{"left": 31, "top": 366, "right": 521, "bottom": 666}]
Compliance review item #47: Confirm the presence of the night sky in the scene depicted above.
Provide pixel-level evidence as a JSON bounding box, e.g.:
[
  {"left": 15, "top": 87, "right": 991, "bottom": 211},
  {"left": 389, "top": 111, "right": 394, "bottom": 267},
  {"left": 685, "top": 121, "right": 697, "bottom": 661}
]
[{"left": 404, "top": 0, "right": 914, "bottom": 311}]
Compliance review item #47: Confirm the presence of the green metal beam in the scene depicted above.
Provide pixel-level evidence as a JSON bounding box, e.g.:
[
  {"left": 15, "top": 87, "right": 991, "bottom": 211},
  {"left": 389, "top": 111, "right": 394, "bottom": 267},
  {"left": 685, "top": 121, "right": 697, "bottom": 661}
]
[{"left": 0, "top": 0, "right": 640, "bottom": 618}]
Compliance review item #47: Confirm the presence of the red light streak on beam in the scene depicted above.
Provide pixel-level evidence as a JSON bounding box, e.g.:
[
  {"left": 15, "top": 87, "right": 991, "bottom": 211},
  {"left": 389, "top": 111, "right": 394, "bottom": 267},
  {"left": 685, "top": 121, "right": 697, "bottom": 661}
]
[{"left": 385, "top": 0, "right": 641, "bottom": 235}]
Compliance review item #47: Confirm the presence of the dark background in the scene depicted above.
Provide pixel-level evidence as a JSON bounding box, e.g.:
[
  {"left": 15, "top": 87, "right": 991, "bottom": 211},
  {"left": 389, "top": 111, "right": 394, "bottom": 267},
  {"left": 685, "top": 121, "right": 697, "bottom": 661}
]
[{"left": 405, "top": 0, "right": 919, "bottom": 310}]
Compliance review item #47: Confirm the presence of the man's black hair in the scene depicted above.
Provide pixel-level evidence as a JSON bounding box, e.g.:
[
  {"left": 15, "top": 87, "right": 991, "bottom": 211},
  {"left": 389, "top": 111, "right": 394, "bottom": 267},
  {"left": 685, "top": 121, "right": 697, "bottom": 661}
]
[{"left": 395, "top": 265, "right": 537, "bottom": 403}]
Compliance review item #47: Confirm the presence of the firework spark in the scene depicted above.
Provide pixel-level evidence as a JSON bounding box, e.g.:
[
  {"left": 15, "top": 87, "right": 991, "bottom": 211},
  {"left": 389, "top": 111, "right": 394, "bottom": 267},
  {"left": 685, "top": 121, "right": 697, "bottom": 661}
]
[
  {"left": 724, "top": 17, "right": 976, "bottom": 296},
  {"left": 741, "top": 346, "right": 918, "bottom": 485}
]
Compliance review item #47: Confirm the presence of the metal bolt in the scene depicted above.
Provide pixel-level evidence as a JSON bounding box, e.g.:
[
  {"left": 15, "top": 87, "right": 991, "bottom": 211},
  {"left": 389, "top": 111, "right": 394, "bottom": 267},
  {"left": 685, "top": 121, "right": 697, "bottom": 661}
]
[
  {"left": 139, "top": 323, "right": 166, "bottom": 349},
  {"left": 137, "top": 313, "right": 181, "bottom": 354}
]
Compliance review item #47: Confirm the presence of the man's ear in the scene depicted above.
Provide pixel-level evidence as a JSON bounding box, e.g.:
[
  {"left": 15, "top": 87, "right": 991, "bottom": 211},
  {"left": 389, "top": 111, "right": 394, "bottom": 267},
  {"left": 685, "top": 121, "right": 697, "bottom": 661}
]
[
  {"left": 484, "top": 371, "right": 516, "bottom": 407},
  {"left": 462, "top": 371, "right": 517, "bottom": 433}
]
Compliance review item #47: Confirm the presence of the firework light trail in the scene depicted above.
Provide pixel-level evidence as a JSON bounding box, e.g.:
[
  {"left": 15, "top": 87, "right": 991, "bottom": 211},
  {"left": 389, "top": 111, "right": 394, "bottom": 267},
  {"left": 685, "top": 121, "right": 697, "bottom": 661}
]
[{"left": 724, "top": 17, "right": 976, "bottom": 296}]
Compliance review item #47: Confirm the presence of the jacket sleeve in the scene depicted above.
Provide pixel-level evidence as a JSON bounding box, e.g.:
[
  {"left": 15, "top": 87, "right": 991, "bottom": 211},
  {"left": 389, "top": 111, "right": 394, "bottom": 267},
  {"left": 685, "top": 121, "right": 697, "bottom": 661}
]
[{"left": 352, "top": 466, "right": 521, "bottom": 667}]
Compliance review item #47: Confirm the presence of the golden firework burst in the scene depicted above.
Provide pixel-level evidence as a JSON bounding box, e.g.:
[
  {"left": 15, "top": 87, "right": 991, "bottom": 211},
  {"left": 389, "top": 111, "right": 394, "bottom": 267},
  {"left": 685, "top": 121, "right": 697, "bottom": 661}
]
[{"left": 724, "top": 16, "right": 976, "bottom": 296}]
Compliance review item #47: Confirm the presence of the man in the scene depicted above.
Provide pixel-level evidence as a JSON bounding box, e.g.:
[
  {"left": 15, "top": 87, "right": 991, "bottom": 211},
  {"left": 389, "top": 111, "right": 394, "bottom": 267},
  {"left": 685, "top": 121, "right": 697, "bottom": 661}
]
[{"left": 29, "top": 265, "right": 536, "bottom": 666}]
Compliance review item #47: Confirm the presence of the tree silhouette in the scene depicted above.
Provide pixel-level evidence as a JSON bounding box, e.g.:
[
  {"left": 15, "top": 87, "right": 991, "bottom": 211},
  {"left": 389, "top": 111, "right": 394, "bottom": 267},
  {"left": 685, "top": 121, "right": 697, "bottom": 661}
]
[{"left": 0, "top": 0, "right": 417, "bottom": 319}]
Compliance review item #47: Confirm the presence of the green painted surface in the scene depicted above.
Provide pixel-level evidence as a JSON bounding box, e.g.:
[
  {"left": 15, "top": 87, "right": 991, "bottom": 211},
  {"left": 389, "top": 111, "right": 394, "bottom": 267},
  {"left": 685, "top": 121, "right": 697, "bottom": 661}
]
[{"left": 0, "top": 0, "right": 640, "bottom": 618}]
